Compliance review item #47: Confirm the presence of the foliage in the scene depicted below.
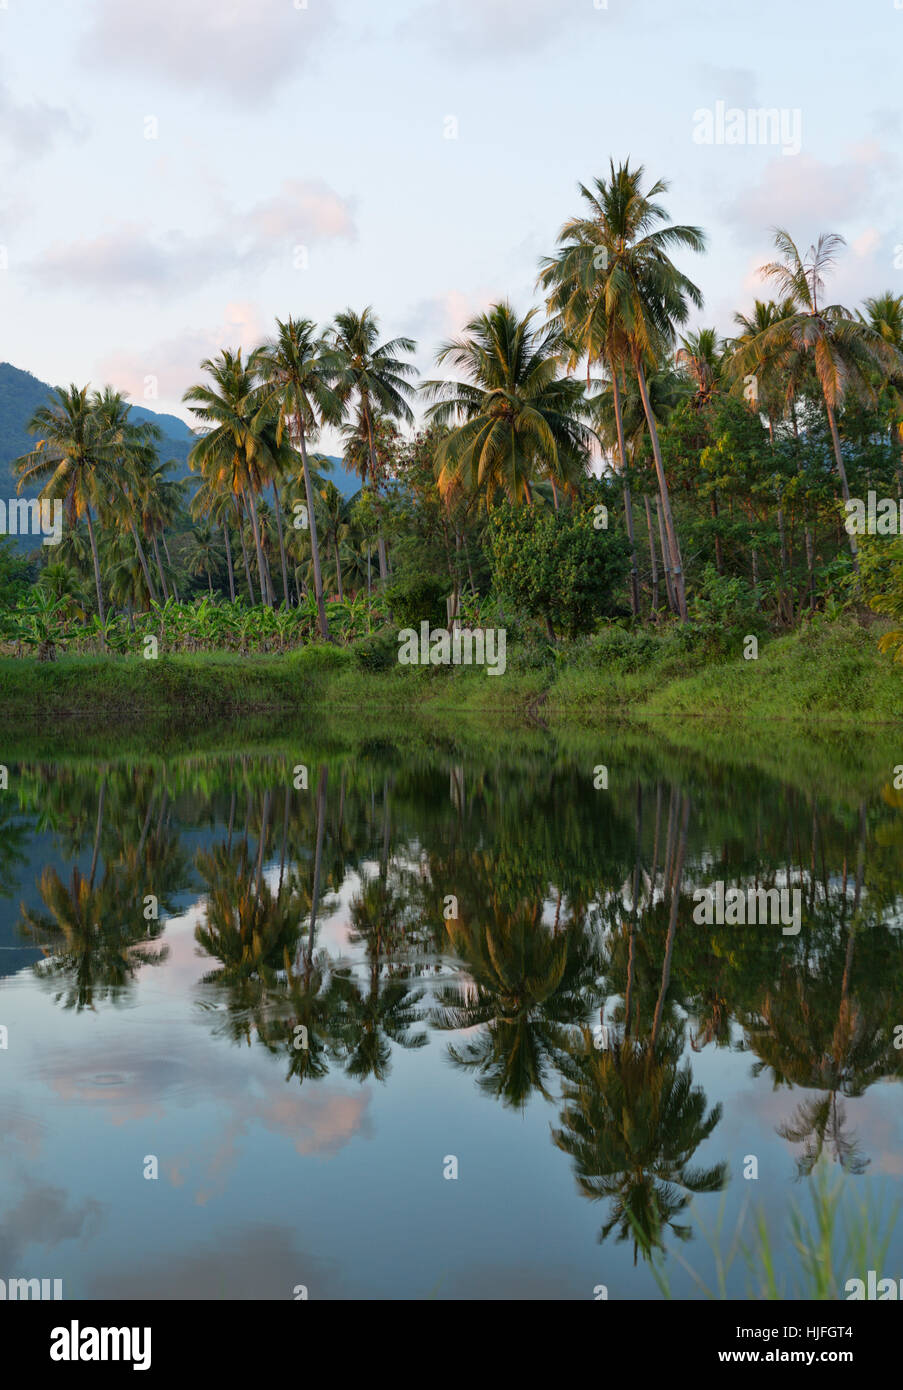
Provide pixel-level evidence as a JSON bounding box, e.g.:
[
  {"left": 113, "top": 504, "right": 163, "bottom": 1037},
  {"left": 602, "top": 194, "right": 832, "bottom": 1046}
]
[{"left": 488, "top": 497, "right": 630, "bottom": 638}]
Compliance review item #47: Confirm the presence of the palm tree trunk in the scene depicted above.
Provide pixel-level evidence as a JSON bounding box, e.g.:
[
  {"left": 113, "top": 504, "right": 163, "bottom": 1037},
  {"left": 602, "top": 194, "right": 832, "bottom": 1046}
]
[
  {"left": 297, "top": 421, "right": 330, "bottom": 640},
  {"left": 364, "top": 406, "right": 390, "bottom": 582},
  {"left": 244, "top": 484, "right": 272, "bottom": 607},
  {"left": 223, "top": 524, "right": 236, "bottom": 602},
  {"left": 162, "top": 534, "right": 180, "bottom": 602},
  {"left": 129, "top": 520, "right": 157, "bottom": 604},
  {"left": 271, "top": 479, "right": 291, "bottom": 608},
  {"left": 611, "top": 372, "right": 639, "bottom": 617},
  {"left": 656, "top": 496, "right": 676, "bottom": 613},
  {"left": 151, "top": 531, "right": 169, "bottom": 601},
  {"left": 823, "top": 399, "right": 859, "bottom": 573},
  {"left": 235, "top": 497, "right": 256, "bottom": 603},
  {"left": 334, "top": 541, "right": 344, "bottom": 602},
  {"left": 635, "top": 353, "right": 687, "bottom": 620},
  {"left": 84, "top": 507, "right": 106, "bottom": 626},
  {"left": 644, "top": 495, "right": 659, "bottom": 612}
]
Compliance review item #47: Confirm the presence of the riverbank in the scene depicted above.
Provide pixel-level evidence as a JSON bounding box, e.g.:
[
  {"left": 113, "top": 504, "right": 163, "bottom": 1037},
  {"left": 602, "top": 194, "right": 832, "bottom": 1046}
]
[{"left": 0, "top": 617, "right": 899, "bottom": 726}]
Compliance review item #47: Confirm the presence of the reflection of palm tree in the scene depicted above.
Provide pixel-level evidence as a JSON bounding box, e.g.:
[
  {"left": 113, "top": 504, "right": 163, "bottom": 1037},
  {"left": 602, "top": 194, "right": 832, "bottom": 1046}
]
[
  {"left": 553, "top": 1032, "right": 727, "bottom": 1262},
  {"left": 745, "top": 804, "right": 901, "bottom": 1175},
  {"left": 19, "top": 865, "right": 167, "bottom": 1011},
  {"left": 432, "top": 900, "right": 599, "bottom": 1107},
  {"left": 194, "top": 843, "right": 304, "bottom": 986},
  {"left": 337, "top": 873, "right": 428, "bottom": 1082}
]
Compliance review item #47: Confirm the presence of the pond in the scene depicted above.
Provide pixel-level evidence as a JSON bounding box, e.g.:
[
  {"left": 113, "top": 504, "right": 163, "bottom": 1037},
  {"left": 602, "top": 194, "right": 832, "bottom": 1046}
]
[{"left": 1, "top": 719, "right": 901, "bottom": 1299}]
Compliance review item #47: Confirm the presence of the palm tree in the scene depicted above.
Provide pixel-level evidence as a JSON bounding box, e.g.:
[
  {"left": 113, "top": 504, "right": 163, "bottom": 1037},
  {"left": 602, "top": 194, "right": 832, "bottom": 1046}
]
[
  {"left": 14, "top": 385, "right": 113, "bottom": 622},
  {"left": 183, "top": 350, "right": 275, "bottom": 607},
  {"left": 539, "top": 161, "right": 705, "bottom": 620},
  {"left": 91, "top": 387, "right": 161, "bottom": 606},
  {"left": 422, "top": 301, "right": 594, "bottom": 508},
  {"left": 316, "top": 480, "right": 350, "bottom": 600},
  {"left": 252, "top": 318, "right": 341, "bottom": 637},
  {"left": 860, "top": 292, "right": 903, "bottom": 496},
  {"left": 187, "top": 524, "right": 222, "bottom": 596},
  {"left": 733, "top": 231, "right": 903, "bottom": 572},
  {"left": 675, "top": 327, "right": 723, "bottom": 405},
  {"left": 327, "top": 307, "right": 418, "bottom": 582}
]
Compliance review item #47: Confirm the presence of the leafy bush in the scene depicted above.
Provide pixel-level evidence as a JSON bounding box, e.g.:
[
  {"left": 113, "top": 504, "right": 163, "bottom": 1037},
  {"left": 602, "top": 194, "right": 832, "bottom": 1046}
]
[
  {"left": 488, "top": 500, "right": 629, "bottom": 639},
  {"left": 384, "top": 574, "right": 450, "bottom": 630},
  {"left": 352, "top": 625, "right": 400, "bottom": 672}
]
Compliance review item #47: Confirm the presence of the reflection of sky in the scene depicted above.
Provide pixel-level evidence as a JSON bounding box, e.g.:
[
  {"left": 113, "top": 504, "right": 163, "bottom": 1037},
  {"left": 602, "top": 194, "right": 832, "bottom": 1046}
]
[{"left": 1, "top": 860, "right": 902, "bottom": 1299}]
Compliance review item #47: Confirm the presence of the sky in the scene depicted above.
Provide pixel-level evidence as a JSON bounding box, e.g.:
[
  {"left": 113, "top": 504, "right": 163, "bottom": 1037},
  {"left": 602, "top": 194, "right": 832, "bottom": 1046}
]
[{"left": 1, "top": 0, "right": 901, "bottom": 451}]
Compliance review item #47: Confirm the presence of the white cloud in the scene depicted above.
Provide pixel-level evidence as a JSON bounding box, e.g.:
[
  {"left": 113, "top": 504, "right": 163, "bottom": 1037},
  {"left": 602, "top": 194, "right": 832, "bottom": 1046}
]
[
  {"left": 96, "top": 301, "right": 270, "bottom": 410},
  {"left": 83, "top": 0, "right": 337, "bottom": 104},
  {"left": 28, "top": 180, "right": 356, "bottom": 295}
]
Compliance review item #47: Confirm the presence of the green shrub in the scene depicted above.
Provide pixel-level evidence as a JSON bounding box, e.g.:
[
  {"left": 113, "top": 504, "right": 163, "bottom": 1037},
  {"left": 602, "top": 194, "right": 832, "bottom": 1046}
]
[
  {"left": 384, "top": 575, "right": 450, "bottom": 630},
  {"left": 488, "top": 499, "right": 630, "bottom": 638},
  {"left": 352, "top": 626, "right": 401, "bottom": 672}
]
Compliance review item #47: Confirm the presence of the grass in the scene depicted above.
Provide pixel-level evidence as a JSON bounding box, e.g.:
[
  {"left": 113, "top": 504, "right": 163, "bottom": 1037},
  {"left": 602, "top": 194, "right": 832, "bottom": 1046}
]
[
  {"left": 0, "top": 617, "right": 900, "bottom": 726},
  {"left": 646, "top": 1162, "right": 900, "bottom": 1301}
]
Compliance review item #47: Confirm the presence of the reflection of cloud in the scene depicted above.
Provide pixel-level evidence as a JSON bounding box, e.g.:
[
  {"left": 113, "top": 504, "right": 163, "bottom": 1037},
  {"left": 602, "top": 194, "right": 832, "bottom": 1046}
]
[
  {"left": 83, "top": 0, "right": 338, "bottom": 106},
  {"left": 0, "top": 1183, "right": 103, "bottom": 1266},
  {"left": 29, "top": 181, "right": 356, "bottom": 296},
  {"left": 88, "top": 1223, "right": 338, "bottom": 1300}
]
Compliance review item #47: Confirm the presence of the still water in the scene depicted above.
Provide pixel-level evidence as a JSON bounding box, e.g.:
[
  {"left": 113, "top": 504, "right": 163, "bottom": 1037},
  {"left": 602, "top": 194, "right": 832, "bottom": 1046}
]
[{"left": 1, "top": 721, "right": 901, "bottom": 1299}]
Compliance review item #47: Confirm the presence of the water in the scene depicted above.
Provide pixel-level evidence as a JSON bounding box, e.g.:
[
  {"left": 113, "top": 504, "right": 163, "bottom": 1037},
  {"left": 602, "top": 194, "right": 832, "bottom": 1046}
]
[{"left": 1, "top": 720, "right": 901, "bottom": 1300}]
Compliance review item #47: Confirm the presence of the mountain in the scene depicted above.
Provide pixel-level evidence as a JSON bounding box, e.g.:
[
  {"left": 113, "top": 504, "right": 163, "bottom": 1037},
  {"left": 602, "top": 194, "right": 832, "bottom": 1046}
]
[
  {"left": 0, "top": 362, "right": 197, "bottom": 501},
  {"left": 0, "top": 363, "right": 363, "bottom": 549}
]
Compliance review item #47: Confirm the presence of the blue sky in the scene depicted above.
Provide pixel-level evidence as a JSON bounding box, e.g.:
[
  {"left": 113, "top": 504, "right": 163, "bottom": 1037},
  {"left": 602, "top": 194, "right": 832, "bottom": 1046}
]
[{"left": 1, "top": 0, "right": 901, "bottom": 448}]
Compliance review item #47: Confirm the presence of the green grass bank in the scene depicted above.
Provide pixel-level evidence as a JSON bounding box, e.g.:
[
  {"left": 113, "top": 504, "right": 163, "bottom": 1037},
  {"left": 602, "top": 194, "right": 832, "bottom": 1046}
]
[{"left": 0, "top": 618, "right": 900, "bottom": 726}]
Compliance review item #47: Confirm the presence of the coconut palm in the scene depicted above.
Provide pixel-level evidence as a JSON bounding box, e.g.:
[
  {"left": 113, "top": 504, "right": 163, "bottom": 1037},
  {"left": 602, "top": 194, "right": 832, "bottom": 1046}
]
[
  {"left": 183, "top": 351, "right": 275, "bottom": 607},
  {"left": 732, "top": 231, "right": 903, "bottom": 571},
  {"left": 860, "top": 292, "right": 903, "bottom": 495},
  {"left": 327, "top": 307, "right": 418, "bottom": 582},
  {"left": 422, "top": 301, "right": 594, "bottom": 508},
  {"left": 538, "top": 161, "right": 706, "bottom": 620},
  {"left": 14, "top": 385, "right": 114, "bottom": 622},
  {"left": 252, "top": 318, "right": 342, "bottom": 636},
  {"left": 675, "top": 328, "right": 723, "bottom": 405}
]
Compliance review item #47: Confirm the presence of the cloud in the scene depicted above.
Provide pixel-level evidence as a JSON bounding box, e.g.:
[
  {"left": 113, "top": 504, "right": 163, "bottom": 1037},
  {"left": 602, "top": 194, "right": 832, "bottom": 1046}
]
[
  {"left": 83, "top": 0, "right": 337, "bottom": 105},
  {"left": 401, "top": 0, "right": 592, "bottom": 58},
  {"left": 692, "top": 64, "right": 758, "bottom": 111},
  {"left": 0, "top": 1183, "right": 103, "bottom": 1267},
  {"left": 88, "top": 1223, "right": 339, "bottom": 1300},
  {"left": 0, "top": 74, "right": 82, "bottom": 167},
  {"left": 96, "top": 301, "right": 269, "bottom": 408},
  {"left": 28, "top": 180, "right": 356, "bottom": 296},
  {"left": 721, "top": 146, "right": 898, "bottom": 244}
]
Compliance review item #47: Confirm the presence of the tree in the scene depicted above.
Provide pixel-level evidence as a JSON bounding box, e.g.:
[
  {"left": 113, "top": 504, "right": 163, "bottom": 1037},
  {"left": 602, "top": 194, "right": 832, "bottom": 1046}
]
[
  {"left": 183, "top": 350, "right": 275, "bottom": 607},
  {"left": 732, "top": 231, "right": 903, "bottom": 573},
  {"left": 422, "top": 301, "right": 593, "bottom": 509},
  {"left": 327, "top": 307, "right": 418, "bottom": 583},
  {"left": 15, "top": 385, "right": 115, "bottom": 623},
  {"left": 253, "top": 317, "right": 341, "bottom": 636},
  {"left": 538, "top": 161, "right": 706, "bottom": 621},
  {"left": 488, "top": 492, "right": 630, "bottom": 639}
]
